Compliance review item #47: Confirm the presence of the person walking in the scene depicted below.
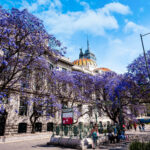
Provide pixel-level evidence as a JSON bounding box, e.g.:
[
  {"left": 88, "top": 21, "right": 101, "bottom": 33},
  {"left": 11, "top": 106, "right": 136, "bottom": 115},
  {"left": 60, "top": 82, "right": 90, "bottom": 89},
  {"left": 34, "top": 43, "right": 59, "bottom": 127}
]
[
  {"left": 139, "top": 124, "right": 142, "bottom": 132},
  {"left": 142, "top": 123, "right": 145, "bottom": 132},
  {"left": 122, "top": 124, "right": 126, "bottom": 135},
  {"left": 127, "top": 123, "right": 130, "bottom": 130},
  {"left": 91, "top": 124, "right": 98, "bottom": 149},
  {"left": 133, "top": 122, "right": 137, "bottom": 131},
  {"left": 114, "top": 125, "right": 117, "bottom": 135}
]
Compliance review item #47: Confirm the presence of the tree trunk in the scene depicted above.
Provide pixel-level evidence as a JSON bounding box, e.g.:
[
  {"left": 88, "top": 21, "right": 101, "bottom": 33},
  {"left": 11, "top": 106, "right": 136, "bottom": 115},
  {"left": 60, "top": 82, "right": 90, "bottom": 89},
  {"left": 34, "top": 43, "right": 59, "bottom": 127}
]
[
  {"left": 31, "top": 123, "right": 35, "bottom": 133},
  {"left": 30, "top": 112, "right": 38, "bottom": 133}
]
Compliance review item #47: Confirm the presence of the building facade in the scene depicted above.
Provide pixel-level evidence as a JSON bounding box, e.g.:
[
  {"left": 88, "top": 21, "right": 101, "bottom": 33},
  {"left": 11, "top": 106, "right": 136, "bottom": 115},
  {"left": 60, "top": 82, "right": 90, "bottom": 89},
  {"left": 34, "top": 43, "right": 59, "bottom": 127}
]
[{"left": 0, "top": 40, "right": 112, "bottom": 136}]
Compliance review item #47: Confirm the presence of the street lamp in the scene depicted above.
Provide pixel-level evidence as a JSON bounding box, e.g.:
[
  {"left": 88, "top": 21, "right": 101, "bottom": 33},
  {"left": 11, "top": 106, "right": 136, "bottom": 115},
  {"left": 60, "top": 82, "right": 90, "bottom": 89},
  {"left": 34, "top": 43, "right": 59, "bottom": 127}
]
[
  {"left": 94, "top": 105, "right": 98, "bottom": 124},
  {"left": 140, "top": 33, "right": 150, "bottom": 81}
]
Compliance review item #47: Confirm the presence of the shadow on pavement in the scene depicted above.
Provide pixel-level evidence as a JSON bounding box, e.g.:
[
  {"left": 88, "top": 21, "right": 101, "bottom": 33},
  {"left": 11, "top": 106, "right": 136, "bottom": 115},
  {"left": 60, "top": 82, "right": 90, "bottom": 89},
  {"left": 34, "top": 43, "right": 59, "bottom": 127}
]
[
  {"left": 32, "top": 144, "right": 76, "bottom": 149},
  {"left": 99, "top": 141, "right": 130, "bottom": 150}
]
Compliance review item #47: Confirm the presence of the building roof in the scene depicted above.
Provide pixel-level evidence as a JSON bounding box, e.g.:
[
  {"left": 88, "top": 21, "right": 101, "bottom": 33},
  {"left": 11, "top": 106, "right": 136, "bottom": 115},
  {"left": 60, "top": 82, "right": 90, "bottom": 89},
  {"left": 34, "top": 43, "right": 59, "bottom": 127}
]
[
  {"left": 79, "top": 39, "right": 96, "bottom": 61},
  {"left": 94, "top": 67, "right": 111, "bottom": 72},
  {"left": 73, "top": 58, "right": 97, "bottom": 67}
]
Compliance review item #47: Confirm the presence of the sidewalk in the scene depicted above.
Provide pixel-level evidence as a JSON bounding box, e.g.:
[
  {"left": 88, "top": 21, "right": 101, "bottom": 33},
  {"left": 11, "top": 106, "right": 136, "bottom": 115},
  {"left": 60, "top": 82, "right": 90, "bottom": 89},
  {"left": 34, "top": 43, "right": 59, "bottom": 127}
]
[
  {"left": 98, "top": 125, "right": 150, "bottom": 150},
  {"left": 0, "top": 125, "right": 150, "bottom": 146},
  {"left": 0, "top": 132, "right": 52, "bottom": 144},
  {"left": 126, "top": 124, "right": 150, "bottom": 135}
]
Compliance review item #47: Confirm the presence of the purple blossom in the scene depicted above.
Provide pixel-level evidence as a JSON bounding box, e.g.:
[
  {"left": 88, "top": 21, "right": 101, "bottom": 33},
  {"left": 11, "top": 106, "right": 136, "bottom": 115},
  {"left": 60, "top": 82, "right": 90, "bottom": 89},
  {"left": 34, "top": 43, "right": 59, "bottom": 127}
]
[{"left": 2, "top": 60, "right": 8, "bottom": 66}]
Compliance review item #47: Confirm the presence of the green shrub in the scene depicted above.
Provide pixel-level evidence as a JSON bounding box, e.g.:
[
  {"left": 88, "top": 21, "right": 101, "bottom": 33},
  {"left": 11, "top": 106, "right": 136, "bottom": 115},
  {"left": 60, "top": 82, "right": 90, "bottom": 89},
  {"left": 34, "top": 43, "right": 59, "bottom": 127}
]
[
  {"left": 145, "top": 142, "right": 150, "bottom": 150},
  {"left": 103, "top": 129, "right": 108, "bottom": 134},
  {"left": 129, "top": 141, "right": 150, "bottom": 150}
]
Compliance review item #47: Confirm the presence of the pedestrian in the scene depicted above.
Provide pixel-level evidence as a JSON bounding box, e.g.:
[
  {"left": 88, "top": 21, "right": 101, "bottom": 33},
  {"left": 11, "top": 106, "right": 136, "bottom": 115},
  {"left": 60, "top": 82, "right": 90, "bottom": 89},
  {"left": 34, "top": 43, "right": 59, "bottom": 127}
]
[
  {"left": 133, "top": 122, "right": 137, "bottom": 131},
  {"left": 114, "top": 125, "right": 117, "bottom": 135},
  {"left": 108, "top": 131, "right": 115, "bottom": 143},
  {"left": 139, "top": 124, "right": 142, "bottom": 132},
  {"left": 129, "top": 123, "right": 132, "bottom": 130},
  {"left": 142, "top": 123, "right": 145, "bottom": 132},
  {"left": 123, "top": 124, "right": 126, "bottom": 129},
  {"left": 122, "top": 124, "right": 126, "bottom": 134},
  {"left": 116, "top": 129, "right": 121, "bottom": 143},
  {"left": 127, "top": 124, "right": 130, "bottom": 130},
  {"left": 91, "top": 124, "right": 98, "bottom": 149}
]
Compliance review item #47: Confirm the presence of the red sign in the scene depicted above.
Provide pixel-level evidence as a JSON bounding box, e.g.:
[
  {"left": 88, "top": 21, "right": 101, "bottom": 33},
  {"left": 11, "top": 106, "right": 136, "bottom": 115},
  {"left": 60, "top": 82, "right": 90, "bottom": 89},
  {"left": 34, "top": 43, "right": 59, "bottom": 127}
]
[{"left": 62, "top": 109, "right": 73, "bottom": 125}]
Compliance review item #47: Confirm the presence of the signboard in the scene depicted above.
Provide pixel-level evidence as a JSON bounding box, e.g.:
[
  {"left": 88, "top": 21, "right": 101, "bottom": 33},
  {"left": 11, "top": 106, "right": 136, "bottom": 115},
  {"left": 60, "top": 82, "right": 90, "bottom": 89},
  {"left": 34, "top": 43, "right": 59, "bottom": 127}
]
[{"left": 62, "top": 108, "right": 73, "bottom": 125}]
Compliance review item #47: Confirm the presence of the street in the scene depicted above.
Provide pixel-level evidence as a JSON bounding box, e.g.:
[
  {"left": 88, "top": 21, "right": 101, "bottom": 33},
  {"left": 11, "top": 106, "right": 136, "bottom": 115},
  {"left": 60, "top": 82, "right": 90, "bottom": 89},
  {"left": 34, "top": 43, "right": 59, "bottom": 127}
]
[
  {"left": 0, "top": 126, "right": 150, "bottom": 150},
  {"left": 0, "top": 137, "right": 129, "bottom": 150},
  {"left": 0, "top": 138, "right": 76, "bottom": 150}
]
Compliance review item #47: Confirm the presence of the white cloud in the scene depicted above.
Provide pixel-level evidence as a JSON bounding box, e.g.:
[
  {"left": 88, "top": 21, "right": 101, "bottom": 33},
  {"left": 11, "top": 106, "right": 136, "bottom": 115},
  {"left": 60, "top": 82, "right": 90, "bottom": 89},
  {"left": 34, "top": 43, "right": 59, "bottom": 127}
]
[
  {"left": 40, "top": 9, "right": 119, "bottom": 36},
  {"left": 76, "top": 0, "right": 90, "bottom": 10},
  {"left": 99, "top": 31, "right": 148, "bottom": 74},
  {"left": 20, "top": 1, "right": 38, "bottom": 12},
  {"left": 124, "top": 21, "right": 148, "bottom": 33},
  {"left": 49, "top": 0, "right": 62, "bottom": 10},
  {"left": 110, "top": 39, "right": 123, "bottom": 45},
  {"left": 19, "top": 1, "right": 135, "bottom": 74},
  {"left": 37, "top": 0, "right": 49, "bottom": 5},
  {"left": 80, "top": 1, "right": 90, "bottom": 10},
  {"left": 20, "top": 0, "right": 62, "bottom": 12},
  {"left": 29, "top": 2, "right": 131, "bottom": 37},
  {"left": 20, "top": 1, "right": 131, "bottom": 36},
  {"left": 101, "top": 2, "right": 131, "bottom": 15}
]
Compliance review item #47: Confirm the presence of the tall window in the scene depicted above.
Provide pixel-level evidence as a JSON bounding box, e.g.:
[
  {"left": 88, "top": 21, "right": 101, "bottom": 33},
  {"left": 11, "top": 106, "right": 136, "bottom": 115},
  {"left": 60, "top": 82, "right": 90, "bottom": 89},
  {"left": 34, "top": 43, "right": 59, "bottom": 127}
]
[
  {"left": 1, "top": 93, "right": 9, "bottom": 104},
  {"left": 47, "top": 79, "right": 56, "bottom": 94},
  {"left": 46, "top": 103, "right": 55, "bottom": 117},
  {"left": 62, "top": 68, "right": 67, "bottom": 71},
  {"left": 33, "top": 103, "right": 43, "bottom": 116},
  {"left": 35, "top": 71, "right": 44, "bottom": 91},
  {"left": 88, "top": 106, "right": 93, "bottom": 117},
  {"left": 49, "top": 64, "right": 54, "bottom": 70},
  {"left": 62, "top": 101, "right": 68, "bottom": 109},
  {"left": 19, "top": 97, "right": 28, "bottom": 116},
  {"left": 78, "top": 104, "right": 82, "bottom": 113},
  {"left": 21, "top": 70, "right": 30, "bottom": 88}
]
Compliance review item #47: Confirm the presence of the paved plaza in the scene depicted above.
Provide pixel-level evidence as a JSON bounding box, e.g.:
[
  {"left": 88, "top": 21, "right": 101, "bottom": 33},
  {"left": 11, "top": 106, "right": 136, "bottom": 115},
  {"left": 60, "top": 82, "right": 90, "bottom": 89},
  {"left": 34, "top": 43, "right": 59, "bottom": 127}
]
[
  {"left": 0, "top": 125, "right": 150, "bottom": 150},
  {"left": 0, "top": 138, "right": 76, "bottom": 150},
  {"left": 0, "top": 138, "right": 129, "bottom": 150}
]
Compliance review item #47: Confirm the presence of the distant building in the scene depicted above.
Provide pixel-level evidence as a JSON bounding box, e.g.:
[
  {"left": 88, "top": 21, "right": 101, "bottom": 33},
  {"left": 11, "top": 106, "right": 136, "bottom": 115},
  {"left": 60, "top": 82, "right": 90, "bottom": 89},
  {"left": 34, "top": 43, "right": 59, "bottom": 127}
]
[{"left": 73, "top": 39, "right": 111, "bottom": 74}]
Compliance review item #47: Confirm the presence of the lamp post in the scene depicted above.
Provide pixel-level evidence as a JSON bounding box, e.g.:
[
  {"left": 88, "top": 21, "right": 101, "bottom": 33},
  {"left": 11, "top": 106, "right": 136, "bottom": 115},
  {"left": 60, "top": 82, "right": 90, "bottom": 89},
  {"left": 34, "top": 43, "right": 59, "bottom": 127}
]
[
  {"left": 140, "top": 33, "right": 150, "bottom": 81},
  {"left": 94, "top": 106, "right": 98, "bottom": 124},
  {"left": 95, "top": 99, "right": 99, "bottom": 124},
  {"left": 118, "top": 97, "right": 124, "bottom": 132}
]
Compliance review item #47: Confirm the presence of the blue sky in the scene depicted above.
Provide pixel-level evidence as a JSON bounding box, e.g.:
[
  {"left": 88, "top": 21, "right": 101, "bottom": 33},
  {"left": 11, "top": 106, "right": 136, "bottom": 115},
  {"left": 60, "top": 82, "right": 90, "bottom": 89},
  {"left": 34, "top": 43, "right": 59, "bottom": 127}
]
[{"left": 1, "top": 0, "right": 150, "bottom": 73}]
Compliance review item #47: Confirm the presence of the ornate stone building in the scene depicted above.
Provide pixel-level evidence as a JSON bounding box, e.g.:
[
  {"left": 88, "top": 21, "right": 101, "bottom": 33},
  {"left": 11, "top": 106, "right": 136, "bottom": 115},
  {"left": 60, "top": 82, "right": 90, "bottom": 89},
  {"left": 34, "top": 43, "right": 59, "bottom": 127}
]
[{"left": 0, "top": 40, "right": 111, "bottom": 136}]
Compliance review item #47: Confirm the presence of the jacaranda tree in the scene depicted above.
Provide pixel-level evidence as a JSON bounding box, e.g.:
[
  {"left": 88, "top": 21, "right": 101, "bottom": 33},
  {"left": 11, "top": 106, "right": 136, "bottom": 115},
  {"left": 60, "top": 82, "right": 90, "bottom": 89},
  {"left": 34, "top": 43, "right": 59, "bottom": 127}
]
[
  {"left": 94, "top": 71, "right": 142, "bottom": 124},
  {"left": 0, "top": 6, "right": 65, "bottom": 133},
  {"left": 70, "top": 71, "right": 96, "bottom": 123},
  {"left": 50, "top": 70, "right": 96, "bottom": 124},
  {"left": 127, "top": 50, "right": 150, "bottom": 104}
]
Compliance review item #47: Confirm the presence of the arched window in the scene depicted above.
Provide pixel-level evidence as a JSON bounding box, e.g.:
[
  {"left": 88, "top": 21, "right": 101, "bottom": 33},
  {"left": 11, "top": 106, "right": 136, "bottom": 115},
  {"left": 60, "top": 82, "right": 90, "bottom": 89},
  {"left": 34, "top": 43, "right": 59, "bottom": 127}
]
[
  {"left": 18, "top": 123, "right": 27, "bottom": 133},
  {"left": 0, "top": 111, "right": 7, "bottom": 136},
  {"left": 47, "top": 122, "right": 53, "bottom": 131},
  {"left": 35, "top": 122, "right": 42, "bottom": 132},
  {"left": 49, "top": 63, "right": 54, "bottom": 70}
]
